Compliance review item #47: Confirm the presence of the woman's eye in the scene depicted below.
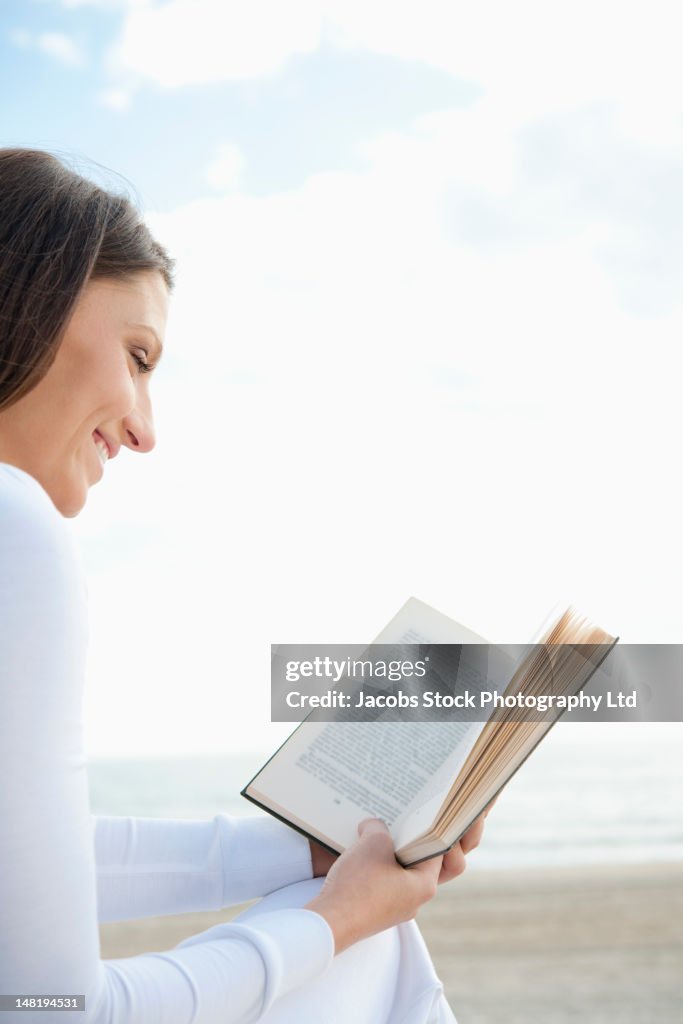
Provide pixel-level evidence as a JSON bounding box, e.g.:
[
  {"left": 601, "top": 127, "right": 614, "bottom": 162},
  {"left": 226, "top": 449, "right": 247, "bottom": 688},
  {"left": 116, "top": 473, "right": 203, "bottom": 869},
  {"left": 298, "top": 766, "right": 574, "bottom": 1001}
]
[{"left": 131, "top": 350, "right": 152, "bottom": 374}]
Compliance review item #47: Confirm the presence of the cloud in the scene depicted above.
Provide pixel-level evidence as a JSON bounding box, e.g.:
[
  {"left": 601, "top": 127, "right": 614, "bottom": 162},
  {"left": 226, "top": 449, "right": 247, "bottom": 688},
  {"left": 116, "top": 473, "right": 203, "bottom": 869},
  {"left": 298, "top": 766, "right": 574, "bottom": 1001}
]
[
  {"left": 206, "top": 143, "right": 245, "bottom": 191},
  {"left": 63, "top": 1, "right": 683, "bottom": 753},
  {"left": 109, "top": 0, "right": 321, "bottom": 88},
  {"left": 99, "top": 0, "right": 683, "bottom": 125},
  {"left": 9, "top": 28, "right": 85, "bottom": 67},
  {"left": 76, "top": 102, "right": 683, "bottom": 753},
  {"left": 96, "top": 86, "right": 132, "bottom": 111},
  {"left": 326, "top": 0, "right": 683, "bottom": 115},
  {"left": 442, "top": 103, "right": 683, "bottom": 316},
  {"left": 38, "top": 30, "right": 86, "bottom": 65},
  {"left": 41, "top": 0, "right": 132, "bottom": 8},
  {"left": 8, "top": 28, "right": 32, "bottom": 48}
]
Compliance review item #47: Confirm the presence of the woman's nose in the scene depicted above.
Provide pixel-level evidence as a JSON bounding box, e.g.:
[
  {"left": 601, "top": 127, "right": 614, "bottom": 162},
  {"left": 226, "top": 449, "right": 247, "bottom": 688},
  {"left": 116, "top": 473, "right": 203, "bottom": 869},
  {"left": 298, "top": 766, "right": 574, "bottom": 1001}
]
[{"left": 121, "top": 404, "right": 156, "bottom": 453}]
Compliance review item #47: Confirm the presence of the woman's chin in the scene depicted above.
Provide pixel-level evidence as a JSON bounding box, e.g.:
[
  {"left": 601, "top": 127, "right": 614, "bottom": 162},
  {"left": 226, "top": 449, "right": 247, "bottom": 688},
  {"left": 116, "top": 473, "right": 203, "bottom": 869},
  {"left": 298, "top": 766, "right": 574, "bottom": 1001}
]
[
  {"left": 53, "top": 479, "right": 90, "bottom": 518},
  {"left": 58, "top": 498, "right": 87, "bottom": 518}
]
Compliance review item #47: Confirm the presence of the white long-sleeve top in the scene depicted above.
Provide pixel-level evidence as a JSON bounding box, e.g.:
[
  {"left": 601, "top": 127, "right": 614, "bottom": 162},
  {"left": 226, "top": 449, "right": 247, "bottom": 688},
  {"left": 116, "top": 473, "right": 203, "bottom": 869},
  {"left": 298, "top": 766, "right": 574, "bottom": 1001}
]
[{"left": 0, "top": 463, "right": 335, "bottom": 1022}]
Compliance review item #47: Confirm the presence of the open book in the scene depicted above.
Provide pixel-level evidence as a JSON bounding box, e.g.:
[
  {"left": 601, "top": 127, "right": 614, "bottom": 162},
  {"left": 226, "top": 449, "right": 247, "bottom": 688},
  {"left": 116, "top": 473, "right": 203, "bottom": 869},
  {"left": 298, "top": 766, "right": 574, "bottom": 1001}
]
[{"left": 242, "top": 599, "right": 617, "bottom": 865}]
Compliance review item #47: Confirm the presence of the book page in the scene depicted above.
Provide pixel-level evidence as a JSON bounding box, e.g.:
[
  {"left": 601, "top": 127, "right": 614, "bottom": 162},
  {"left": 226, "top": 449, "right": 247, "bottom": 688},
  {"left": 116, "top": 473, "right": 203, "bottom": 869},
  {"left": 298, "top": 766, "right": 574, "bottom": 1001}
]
[
  {"left": 373, "top": 597, "right": 489, "bottom": 645},
  {"left": 247, "top": 717, "right": 484, "bottom": 851},
  {"left": 246, "top": 598, "right": 495, "bottom": 850}
]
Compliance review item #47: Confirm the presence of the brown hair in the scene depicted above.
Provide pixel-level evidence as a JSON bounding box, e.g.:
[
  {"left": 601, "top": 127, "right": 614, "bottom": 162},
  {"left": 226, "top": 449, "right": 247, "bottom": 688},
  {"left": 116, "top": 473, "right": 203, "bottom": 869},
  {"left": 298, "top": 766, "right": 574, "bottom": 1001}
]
[{"left": 0, "top": 148, "right": 174, "bottom": 411}]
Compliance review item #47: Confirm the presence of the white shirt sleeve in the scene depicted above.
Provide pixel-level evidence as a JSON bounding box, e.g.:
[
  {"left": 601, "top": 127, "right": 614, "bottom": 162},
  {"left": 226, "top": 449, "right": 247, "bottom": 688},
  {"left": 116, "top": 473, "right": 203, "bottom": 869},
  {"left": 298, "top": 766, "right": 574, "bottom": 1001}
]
[
  {"left": 94, "top": 812, "right": 315, "bottom": 921},
  {"left": 0, "top": 464, "right": 334, "bottom": 1023}
]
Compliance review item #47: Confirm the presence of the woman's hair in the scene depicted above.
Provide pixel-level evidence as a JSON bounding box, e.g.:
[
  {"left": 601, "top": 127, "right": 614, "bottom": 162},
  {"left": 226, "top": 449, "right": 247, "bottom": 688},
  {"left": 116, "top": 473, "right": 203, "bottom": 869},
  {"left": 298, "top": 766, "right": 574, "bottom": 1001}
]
[{"left": 0, "top": 148, "right": 174, "bottom": 411}]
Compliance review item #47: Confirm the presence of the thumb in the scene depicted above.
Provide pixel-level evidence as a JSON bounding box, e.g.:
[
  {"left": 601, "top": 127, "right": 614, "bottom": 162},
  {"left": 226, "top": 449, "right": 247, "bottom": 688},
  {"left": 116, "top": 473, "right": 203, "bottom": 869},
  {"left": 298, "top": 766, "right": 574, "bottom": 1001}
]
[{"left": 357, "top": 817, "right": 390, "bottom": 838}]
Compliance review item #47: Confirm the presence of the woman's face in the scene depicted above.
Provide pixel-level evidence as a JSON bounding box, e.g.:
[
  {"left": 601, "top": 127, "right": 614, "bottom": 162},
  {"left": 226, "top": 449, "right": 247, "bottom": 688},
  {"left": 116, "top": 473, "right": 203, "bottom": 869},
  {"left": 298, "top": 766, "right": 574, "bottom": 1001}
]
[{"left": 0, "top": 270, "right": 169, "bottom": 516}]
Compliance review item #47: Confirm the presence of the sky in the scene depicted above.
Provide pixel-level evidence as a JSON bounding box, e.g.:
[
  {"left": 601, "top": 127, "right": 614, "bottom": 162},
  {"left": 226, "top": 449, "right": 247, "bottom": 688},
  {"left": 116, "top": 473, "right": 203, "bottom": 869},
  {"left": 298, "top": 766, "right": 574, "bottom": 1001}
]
[{"left": 2, "top": 1, "right": 683, "bottom": 756}]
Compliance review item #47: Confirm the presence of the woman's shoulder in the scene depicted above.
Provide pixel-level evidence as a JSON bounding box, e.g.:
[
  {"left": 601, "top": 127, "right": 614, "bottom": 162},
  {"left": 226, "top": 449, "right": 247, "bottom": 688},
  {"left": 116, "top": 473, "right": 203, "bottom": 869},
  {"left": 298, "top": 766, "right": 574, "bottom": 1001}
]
[
  {"left": 1, "top": 461, "right": 51, "bottom": 498},
  {"left": 0, "top": 462, "right": 73, "bottom": 557},
  {"left": 0, "top": 463, "right": 86, "bottom": 631},
  {"left": 1, "top": 460, "right": 59, "bottom": 518}
]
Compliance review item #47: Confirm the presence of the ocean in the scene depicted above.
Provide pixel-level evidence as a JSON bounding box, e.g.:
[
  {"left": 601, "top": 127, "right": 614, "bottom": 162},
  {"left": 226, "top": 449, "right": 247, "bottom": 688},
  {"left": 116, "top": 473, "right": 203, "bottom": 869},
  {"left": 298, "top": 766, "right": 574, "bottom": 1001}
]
[{"left": 88, "top": 723, "right": 683, "bottom": 870}]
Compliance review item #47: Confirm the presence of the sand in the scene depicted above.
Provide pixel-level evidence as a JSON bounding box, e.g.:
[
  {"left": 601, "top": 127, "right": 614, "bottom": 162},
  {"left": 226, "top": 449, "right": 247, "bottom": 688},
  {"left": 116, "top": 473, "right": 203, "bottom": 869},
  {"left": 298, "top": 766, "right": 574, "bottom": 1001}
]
[{"left": 99, "top": 861, "right": 683, "bottom": 1023}]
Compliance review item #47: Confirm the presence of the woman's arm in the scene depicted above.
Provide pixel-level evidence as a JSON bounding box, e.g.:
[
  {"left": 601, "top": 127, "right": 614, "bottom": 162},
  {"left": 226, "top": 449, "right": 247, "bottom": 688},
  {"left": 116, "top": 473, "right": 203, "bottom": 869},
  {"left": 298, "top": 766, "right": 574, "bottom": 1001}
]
[
  {"left": 93, "top": 812, "right": 314, "bottom": 921},
  {"left": 0, "top": 467, "right": 335, "bottom": 1022},
  {"left": 0, "top": 467, "right": 479, "bottom": 1021}
]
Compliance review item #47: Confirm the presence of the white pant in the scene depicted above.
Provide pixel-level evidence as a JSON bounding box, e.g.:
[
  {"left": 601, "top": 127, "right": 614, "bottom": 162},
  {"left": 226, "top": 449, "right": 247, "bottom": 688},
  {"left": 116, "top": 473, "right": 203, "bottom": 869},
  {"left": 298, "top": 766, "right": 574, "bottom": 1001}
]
[{"left": 235, "top": 878, "right": 457, "bottom": 1024}]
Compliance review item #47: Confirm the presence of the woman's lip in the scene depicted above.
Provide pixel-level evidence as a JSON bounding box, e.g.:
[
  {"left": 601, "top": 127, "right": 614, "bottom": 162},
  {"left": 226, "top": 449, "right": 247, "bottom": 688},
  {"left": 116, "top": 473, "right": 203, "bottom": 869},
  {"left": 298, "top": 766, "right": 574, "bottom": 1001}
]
[{"left": 92, "top": 430, "right": 120, "bottom": 460}]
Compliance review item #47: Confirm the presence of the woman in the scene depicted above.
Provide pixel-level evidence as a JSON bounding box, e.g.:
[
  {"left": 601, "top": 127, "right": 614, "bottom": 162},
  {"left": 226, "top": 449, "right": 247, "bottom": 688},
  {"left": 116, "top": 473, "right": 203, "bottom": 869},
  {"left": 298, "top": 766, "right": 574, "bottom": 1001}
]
[{"left": 0, "top": 148, "right": 486, "bottom": 1023}]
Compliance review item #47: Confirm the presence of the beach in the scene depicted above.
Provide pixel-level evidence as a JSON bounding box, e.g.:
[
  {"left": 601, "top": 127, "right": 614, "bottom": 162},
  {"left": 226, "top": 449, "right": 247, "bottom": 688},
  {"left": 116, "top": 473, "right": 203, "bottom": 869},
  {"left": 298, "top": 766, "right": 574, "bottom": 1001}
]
[{"left": 99, "top": 860, "right": 683, "bottom": 1023}]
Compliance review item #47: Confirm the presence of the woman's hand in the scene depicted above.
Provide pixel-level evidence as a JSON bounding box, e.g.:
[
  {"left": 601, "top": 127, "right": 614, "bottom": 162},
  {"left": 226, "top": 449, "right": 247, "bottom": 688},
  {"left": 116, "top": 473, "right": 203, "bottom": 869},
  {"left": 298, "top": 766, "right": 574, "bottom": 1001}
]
[
  {"left": 306, "top": 805, "right": 494, "bottom": 952},
  {"left": 437, "top": 806, "right": 489, "bottom": 883},
  {"left": 309, "top": 839, "right": 338, "bottom": 877},
  {"left": 306, "top": 819, "right": 443, "bottom": 953},
  {"left": 310, "top": 803, "right": 491, "bottom": 883}
]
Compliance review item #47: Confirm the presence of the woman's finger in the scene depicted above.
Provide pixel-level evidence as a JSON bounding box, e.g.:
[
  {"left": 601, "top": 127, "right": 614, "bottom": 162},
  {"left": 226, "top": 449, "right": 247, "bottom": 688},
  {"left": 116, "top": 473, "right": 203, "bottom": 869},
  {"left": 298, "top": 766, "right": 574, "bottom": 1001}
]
[
  {"left": 483, "top": 795, "right": 499, "bottom": 817},
  {"left": 438, "top": 842, "right": 466, "bottom": 883},
  {"left": 408, "top": 853, "right": 443, "bottom": 898},
  {"left": 460, "top": 814, "right": 486, "bottom": 854}
]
